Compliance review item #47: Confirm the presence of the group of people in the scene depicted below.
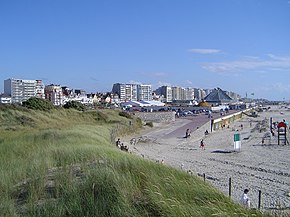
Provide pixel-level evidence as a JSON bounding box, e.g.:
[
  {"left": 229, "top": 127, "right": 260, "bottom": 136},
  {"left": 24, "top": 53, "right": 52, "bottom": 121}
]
[
  {"left": 184, "top": 129, "right": 206, "bottom": 150},
  {"left": 115, "top": 138, "right": 129, "bottom": 152}
]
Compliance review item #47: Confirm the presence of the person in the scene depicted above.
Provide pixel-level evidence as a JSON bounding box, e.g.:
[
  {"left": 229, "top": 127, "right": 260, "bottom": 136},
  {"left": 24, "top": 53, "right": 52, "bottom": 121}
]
[
  {"left": 261, "top": 137, "right": 265, "bottom": 145},
  {"left": 200, "top": 139, "right": 205, "bottom": 150},
  {"left": 240, "top": 189, "right": 250, "bottom": 209},
  {"left": 185, "top": 129, "right": 191, "bottom": 138},
  {"left": 204, "top": 130, "right": 209, "bottom": 136},
  {"left": 130, "top": 138, "right": 136, "bottom": 145},
  {"left": 180, "top": 163, "right": 184, "bottom": 170},
  {"left": 116, "top": 138, "right": 121, "bottom": 148}
]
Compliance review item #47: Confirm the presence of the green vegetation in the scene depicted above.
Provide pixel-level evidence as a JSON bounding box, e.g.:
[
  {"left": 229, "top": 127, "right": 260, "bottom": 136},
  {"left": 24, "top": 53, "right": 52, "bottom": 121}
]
[
  {"left": 63, "top": 101, "right": 85, "bottom": 111},
  {"left": 119, "top": 110, "right": 133, "bottom": 119},
  {"left": 0, "top": 105, "right": 267, "bottom": 216},
  {"left": 145, "top": 121, "right": 154, "bottom": 128},
  {"left": 22, "top": 97, "right": 55, "bottom": 111}
]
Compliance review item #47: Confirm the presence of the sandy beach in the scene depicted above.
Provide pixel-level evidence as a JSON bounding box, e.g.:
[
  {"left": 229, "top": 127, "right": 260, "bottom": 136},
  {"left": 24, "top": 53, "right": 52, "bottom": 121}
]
[{"left": 123, "top": 106, "right": 290, "bottom": 213}]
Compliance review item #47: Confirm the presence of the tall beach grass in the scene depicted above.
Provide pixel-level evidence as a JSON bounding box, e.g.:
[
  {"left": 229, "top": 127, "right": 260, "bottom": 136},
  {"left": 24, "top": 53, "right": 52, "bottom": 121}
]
[{"left": 0, "top": 106, "right": 269, "bottom": 216}]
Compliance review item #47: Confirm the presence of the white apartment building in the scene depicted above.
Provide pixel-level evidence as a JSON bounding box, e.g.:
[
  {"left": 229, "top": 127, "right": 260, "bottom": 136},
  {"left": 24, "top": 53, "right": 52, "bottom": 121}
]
[
  {"left": 112, "top": 83, "right": 153, "bottom": 102},
  {"left": 112, "top": 83, "right": 138, "bottom": 102},
  {"left": 172, "top": 86, "right": 187, "bottom": 101},
  {"left": 194, "top": 88, "right": 208, "bottom": 101},
  {"left": 185, "top": 87, "right": 194, "bottom": 100},
  {"left": 155, "top": 86, "right": 173, "bottom": 103},
  {"left": 44, "top": 84, "right": 64, "bottom": 106},
  {"left": 137, "top": 84, "right": 152, "bottom": 101},
  {"left": 4, "top": 78, "right": 45, "bottom": 103}
]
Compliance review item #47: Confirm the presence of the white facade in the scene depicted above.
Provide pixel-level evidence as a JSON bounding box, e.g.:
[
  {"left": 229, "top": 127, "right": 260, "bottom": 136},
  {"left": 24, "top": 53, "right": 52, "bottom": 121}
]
[
  {"left": 137, "top": 84, "right": 152, "bottom": 101},
  {"left": 172, "top": 86, "right": 194, "bottom": 101},
  {"left": 4, "top": 78, "right": 45, "bottom": 103},
  {"left": 112, "top": 83, "right": 152, "bottom": 102},
  {"left": 44, "top": 84, "right": 64, "bottom": 106},
  {"left": 194, "top": 88, "right": 209, "bottom": 101},
  {"left": 185, "top": 87, "right": 194, "bottom": 100},
  {"left": 112, "top": 83, "right": 137, "bottom": 102},
  {"left": 155, "top": 86, "right": 172, "bottom": 103},
  {"left": 63, "top": 97, "right": 93, "bottom": 105}
]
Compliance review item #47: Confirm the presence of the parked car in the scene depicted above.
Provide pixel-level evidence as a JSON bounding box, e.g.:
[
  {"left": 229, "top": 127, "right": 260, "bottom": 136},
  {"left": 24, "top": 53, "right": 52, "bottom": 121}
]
[{"left": 182, "top": 110, "right": 194, "bottom": 116}]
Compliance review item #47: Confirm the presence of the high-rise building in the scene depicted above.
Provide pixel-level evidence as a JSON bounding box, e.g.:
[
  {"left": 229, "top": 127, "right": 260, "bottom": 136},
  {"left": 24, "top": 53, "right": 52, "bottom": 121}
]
[
  {"left": 185, "top": 87, "right": 194, "bottom": 100},
  {"left": 193, "top": 88, "right": 209, "bottom": 101},
  {"left": 172, "top": 86, "right": 189, "bottom": 101},
  {"left": 155, "top": 86, "right": 172, "bottom": 103},
  {"left": 137, "top": 84, "right": 152, "bottom": 101},
  {"left": 112, "top": 83, "right": 137, "bottom": 102},
  {"left": 4, "top": 78, "right": 44, "bottom": 103},
  {"left": 112, "top": 83, "right": 152, "bottom": 102}
]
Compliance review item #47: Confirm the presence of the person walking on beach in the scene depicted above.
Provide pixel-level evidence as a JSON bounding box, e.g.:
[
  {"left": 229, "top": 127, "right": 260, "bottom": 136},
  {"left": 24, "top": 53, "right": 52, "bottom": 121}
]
[
  {"left": 200, "top": 139, "right": 205, "bottom": 150},
  {"left": 240, "top": 189, "right": 250, "bottom": 209},
  {"left": 185, "top": 129, "right": 191, "bottom": 138}
]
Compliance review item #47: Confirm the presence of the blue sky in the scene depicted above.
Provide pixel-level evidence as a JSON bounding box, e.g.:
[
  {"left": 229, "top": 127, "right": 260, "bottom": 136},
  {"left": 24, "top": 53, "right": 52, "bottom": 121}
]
[{"left": 1, "top": 0, "right": 290, "bottom": 100}]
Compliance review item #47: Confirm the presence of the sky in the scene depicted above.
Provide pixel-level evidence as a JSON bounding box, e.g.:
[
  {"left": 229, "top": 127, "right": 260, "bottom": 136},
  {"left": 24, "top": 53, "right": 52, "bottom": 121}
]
[{"left": 1, "top": 0, "right": 290, "bottom": 101}]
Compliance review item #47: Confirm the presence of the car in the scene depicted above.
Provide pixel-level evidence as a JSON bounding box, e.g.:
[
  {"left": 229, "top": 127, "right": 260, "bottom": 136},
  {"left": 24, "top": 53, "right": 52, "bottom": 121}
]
[{"left": 182, "top": 110, "right": 194, "bottom": 116}]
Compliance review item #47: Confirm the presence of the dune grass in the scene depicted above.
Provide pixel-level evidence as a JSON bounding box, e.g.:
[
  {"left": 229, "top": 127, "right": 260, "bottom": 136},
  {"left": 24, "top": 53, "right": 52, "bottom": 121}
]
[{"left": 0, "top": 105, "right": 268, "bottom": 216}]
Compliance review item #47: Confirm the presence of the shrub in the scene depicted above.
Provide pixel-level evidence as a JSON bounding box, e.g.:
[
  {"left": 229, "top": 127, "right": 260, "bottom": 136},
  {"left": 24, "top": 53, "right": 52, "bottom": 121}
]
[
  {"left": 119, "top": 111, "right": 132, "bottom": 119},
  {"left": 145, "top": 121, "right": 153, "bottom": 127},
  {"left": 136, "top": 118, "right": 143, "bottom": 128},
  {"left": 22, "top": 97, "right": 55, "bottom": 111},
  {"left": 63, "top": 101, "right": 85, "bottom": 111}
]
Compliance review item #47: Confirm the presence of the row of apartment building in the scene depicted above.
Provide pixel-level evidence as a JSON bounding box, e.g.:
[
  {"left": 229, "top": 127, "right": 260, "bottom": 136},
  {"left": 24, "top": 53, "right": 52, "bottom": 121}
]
[
  {"left": 1, "top": 79, "right": 94, "bottom": 105},
  {"left": 0, "top": 78, "right": 240, "bottom": 105},
  {"left": 112, "top": 83, "right": 240, "bottom": 103}
]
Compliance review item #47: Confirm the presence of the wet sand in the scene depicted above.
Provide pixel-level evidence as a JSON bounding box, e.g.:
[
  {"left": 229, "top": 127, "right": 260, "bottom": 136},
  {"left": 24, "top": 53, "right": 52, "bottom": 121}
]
[{"left": 123, "top": 106, "right": 290, "bottom": 212}]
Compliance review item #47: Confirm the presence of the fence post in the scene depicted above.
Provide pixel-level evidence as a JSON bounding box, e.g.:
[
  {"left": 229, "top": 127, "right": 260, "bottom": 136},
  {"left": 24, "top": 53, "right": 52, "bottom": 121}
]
[
  {"left": 228, "top": 177, "right": 232, "bottom": 198},
  {"left": 258, "top": 190, "right": 262, "bottom": 210},
  {"left": 203, "top": 173, "right": 206, "bottom": 182}
]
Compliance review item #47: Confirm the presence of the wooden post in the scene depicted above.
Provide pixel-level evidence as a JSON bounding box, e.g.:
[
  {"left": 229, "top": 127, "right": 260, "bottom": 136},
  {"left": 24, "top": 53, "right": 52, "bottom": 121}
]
[
  {"left": 92, "top": 183, "right": 95, "bottom": 202},
  {"left": 203, "top": 173, "right": 206, "bottom": 182},
  {"left": 228, "top": 177, "right": 232, "bottom": 198},
  {"left": 258, "top": 190, "right": 262, "bottom": 210}
]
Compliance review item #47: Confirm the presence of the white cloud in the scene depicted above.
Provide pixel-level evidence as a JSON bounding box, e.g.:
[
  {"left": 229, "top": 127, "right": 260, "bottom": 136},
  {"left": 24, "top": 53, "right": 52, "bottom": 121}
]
[
  {"left": 186, "top": 80, "right": 193, "bottom": 85},
  {"left": 271, "top": 83, "right": 290, "bottom": 92},
  {"left": 128, "top": 80, "right": 142, "bottom": 85},
  {"left": 202, "top": 55, "right": 290, "bottom": 73},
  {"left": 157, "top": 81, "right": 172, "bottom": 87},
  {"left": 153, "top": 72, "right": 167, "bottom": 77},
  {"left": 188, "top": 48, "right": 221, "bottom": 54},
  {"left": 139, "top": 71, "right": 167, "bottom": 77}
]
